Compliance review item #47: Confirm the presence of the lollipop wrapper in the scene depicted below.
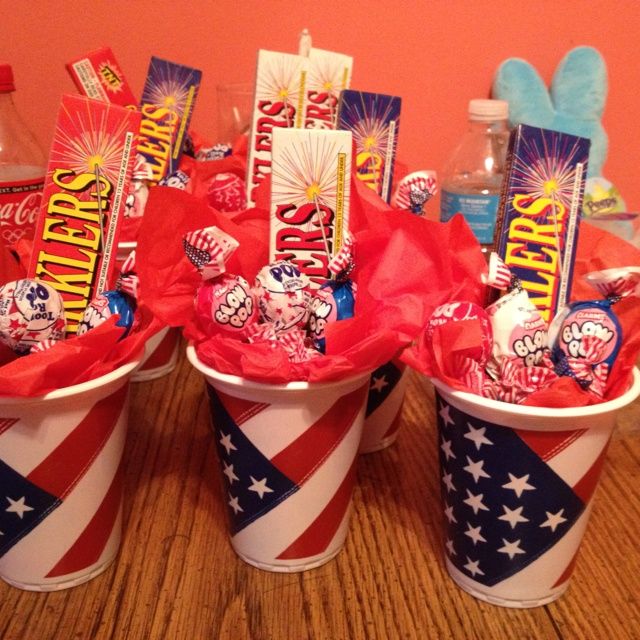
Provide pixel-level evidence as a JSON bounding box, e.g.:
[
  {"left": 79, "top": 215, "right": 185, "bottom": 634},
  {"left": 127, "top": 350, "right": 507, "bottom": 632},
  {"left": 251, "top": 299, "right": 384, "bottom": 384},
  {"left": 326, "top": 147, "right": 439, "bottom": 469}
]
[{"left": 137, "top": 176, "right": 487, "bottom": 383}]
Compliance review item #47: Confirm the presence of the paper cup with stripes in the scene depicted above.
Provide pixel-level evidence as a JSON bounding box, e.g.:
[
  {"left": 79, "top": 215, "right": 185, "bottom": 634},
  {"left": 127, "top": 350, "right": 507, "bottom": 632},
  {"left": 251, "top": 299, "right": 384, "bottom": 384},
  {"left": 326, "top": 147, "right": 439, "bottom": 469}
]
[
  {"left": 117, "top": 242, "right": 180, "bottom": 382},
  {"left": 131, "top": 326, "right": 180, "bottom": 382},
  {"left": 431, "top": 368, "right": 640, "bottom": 608},
  {"left": 0, "top": 358, "right": 140, "bottom": 591},
  {"left": 187, "top": 345, "right": 370, "bottom": 572},
  {"left": 360, "top": 359, "right": 409, "bottom": 453}
]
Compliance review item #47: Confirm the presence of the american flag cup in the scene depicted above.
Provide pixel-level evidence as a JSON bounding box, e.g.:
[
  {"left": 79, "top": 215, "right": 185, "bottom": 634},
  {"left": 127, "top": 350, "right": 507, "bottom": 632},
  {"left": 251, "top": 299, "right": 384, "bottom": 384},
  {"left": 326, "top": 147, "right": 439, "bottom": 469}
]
[
  {"left": 131, "top": 326, "right": 180, "bottom": 382},
  {"left": 116, "top": 241, "right": 180, "bottom": 383},
  {"left": 187, "top": 346, "right": 370, "bottom": 572},
  {"left": 0, "top": 359, "right": 140, "bottom": 591},
  {"left": 431, "top": 368, "right": 640, "bottom": 608},
  {"left": 360, "top": 359, "right": 409, "bottom": 453}
]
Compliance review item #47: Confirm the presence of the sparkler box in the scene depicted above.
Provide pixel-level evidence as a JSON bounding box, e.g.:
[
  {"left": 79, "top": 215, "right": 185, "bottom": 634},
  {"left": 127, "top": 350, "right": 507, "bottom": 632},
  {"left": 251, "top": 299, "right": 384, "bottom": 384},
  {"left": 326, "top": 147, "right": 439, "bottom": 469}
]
[
  {"left": 336, "top": 90, "right": 401, "bottom": 203},
  {"left": 27, "top": 95, "right": 140, "bottom": 335},
  {"left": 66, "top": 47, "right": 138, "bottom": 109},
  {"left": 494, "top": 123, "right": 590, "bottom": 323},
  {"left": 270, "top": 128, "right": 352, "bottom": 287},
  {"left": 246, "top": 50, "right": 309, "bottom": 208},
  {"left": 138, "top": 56, "right": 202, "bottom": 185},
  {"left": 304, "top": 48, "right": 353, "bottom": 130}
]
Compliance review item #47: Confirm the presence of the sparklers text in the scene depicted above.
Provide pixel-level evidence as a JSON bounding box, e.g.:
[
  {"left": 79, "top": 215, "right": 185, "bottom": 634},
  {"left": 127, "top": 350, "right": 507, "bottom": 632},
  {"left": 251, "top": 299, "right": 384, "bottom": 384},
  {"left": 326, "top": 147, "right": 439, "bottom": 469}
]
[
  {"left": 248, "top": 100, "right": 295, "bottom": 205},
  {"left": 305, "top": 91, "right": 335, "bottom": 129},
  {"left": 503, "top": 193, "right": 567, "bottom": 323},
  {"left": 34, "top": 169, "right": 114, "bottom": 333},
  {"left": 273, "top": 202, "right": 334, "bottom": 285},
  {"left": 137, "top": 104, "right": 179, "bottom": 184}
]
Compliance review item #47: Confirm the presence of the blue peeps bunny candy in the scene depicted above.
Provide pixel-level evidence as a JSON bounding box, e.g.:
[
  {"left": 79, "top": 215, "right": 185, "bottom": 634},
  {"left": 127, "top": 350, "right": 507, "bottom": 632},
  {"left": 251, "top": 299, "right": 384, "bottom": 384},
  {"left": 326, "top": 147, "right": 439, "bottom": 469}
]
[{"left": 493, "top": 46, "right": 608, "bottom": 178}]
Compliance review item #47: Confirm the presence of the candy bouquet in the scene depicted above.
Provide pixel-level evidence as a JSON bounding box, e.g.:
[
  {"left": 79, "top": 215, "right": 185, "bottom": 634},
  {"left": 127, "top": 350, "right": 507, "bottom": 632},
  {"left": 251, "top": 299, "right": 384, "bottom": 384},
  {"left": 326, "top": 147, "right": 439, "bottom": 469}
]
[{"left": 135, "top": 175, "right": 484, "bottom": 383}]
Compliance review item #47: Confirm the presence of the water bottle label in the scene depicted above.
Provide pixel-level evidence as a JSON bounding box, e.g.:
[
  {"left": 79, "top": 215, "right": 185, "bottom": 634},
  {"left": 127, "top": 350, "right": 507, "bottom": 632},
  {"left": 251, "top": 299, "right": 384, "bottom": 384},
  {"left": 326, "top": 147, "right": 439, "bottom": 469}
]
[
  {"left": 0, "top": 177, "right": 44, "bottom": 246},
  {"left": 440, "top": 190, "right": 500, "bottom": 244}
]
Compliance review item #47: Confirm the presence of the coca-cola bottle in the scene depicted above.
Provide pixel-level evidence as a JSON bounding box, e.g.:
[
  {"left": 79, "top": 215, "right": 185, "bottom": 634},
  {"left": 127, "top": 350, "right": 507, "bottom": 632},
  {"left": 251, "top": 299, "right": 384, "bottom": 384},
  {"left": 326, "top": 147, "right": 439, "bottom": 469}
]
[{"left": 0, "top": 63, "right": 46, "bottom": 248}]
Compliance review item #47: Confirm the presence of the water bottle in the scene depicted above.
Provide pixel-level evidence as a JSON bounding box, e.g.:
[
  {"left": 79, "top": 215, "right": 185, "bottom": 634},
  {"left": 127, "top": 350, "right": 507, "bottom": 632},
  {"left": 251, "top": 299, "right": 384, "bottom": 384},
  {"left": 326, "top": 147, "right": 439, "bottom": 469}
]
[
  {"left": 440, "top": 99, "right": 510, "bottom": 252},
  {"left": 0, "top": 63, "right": 46, "bottom": 248}
]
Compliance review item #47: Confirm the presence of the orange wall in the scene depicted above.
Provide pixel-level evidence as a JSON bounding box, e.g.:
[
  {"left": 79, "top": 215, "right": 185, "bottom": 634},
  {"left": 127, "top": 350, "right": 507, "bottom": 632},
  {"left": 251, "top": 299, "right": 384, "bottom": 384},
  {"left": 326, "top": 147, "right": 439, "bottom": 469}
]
[{"left": 5, "top": 1, "right": 640, "bottom": 209}]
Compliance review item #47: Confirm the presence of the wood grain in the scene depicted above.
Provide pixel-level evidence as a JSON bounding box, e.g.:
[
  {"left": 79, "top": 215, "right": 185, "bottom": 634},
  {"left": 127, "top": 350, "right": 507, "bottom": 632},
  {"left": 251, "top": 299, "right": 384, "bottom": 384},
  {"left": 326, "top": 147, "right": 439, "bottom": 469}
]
[{"left": 1, "top": 344, "right": 639, "bottom": 640}]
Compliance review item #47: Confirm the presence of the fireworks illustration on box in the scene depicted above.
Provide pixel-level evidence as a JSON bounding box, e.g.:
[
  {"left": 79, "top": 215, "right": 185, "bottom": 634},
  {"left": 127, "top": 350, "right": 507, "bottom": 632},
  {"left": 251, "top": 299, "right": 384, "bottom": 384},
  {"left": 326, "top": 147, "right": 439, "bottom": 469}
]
[
  {"left": 255, "top": 51, "right": 308, "bottom": 128},
  {"left": 507, "top": 125, "right": 590, "bottom": 211},
  {"left": 270, "top": 128, "right": 352, "bottom": 281},
  {"left": 140, "top": 57, "right": 202, "bottom": 175},
  {"left": 141, "top": 57, "right": 202, "bottom": 120},
  {"left": 337, "top": 90, "right": 401, "bottom": 202},
  {"left": 51, "top": 100, "right": 136, "bottom": 187},
  {"left": 305, "top": 49, "right": 353, "bottom": 129}
]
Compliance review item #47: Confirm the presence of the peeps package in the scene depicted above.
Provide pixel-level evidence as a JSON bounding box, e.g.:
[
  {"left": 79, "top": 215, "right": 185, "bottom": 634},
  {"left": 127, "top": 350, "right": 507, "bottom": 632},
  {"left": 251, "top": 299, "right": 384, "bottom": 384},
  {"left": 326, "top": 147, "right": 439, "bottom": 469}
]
[{"left": 494, "top": 123, "right": 590, "bottom": 324}]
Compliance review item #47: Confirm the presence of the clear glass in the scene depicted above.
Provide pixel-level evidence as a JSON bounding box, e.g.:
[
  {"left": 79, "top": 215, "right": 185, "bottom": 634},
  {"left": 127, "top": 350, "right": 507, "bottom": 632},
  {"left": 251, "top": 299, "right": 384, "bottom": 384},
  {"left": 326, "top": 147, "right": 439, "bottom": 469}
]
[{"left": 0, "top": 91, "right": 46, "bottom": 180}]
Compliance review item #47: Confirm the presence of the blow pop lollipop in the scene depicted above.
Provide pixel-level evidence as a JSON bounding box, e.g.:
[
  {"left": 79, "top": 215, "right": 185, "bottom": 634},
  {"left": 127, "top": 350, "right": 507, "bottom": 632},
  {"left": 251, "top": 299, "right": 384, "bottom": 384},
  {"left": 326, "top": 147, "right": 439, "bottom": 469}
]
[{"left": 184, "top": 226, "right": 259, "bottom": 339}]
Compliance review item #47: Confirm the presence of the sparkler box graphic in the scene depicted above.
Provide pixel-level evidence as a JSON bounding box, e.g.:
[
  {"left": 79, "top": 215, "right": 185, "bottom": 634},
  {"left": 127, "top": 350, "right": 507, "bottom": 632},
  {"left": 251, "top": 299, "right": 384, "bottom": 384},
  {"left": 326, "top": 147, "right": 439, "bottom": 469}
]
[
  {"left": 304, "top": 48, "right": 353, "bottom": 131},
  {"left": 246, "top": 50, "right": 309, "bottom": 208},
  {"left": 66, "top": 47, "right": 138, "bottom": 109},
  {"left": 494, "top": 124, "right": 590, "bottom": 323},
  {"left": 138, "top": 56, "right": 202, "bottom": 185},
  {"left": 337, "top": 90, "right": 401, "bottom": 203},
  {"left": 270, "top": 128, "right": 352, "bottom": 287},
  {"left": 28, "top": 95, "right": 140, "bottom": 336}
]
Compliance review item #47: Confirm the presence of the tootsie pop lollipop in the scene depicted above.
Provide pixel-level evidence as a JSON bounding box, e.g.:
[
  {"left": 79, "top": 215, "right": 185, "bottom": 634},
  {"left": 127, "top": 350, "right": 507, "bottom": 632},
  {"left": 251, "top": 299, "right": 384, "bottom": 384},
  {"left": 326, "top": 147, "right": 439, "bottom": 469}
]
[
  {"left": 0, "top": 278, "right": 66, "bottom": 354},
  {"left": 254, "top": 260, "right": 311, "bottom": 333},
  {"left": 77, "top": 251, "right": 138, "bottom": 338},
  {"left": 392, "top": 170, "right": 437, "bottom": 215},
  {"left": 308, "top": 232, "right": 357, "bottom": 353},
  {"left": 548, "top": 267, "right": 640, "bottom": 397},
  {"left": 184, "top": 226, "right": 259, "bottom": 339}
]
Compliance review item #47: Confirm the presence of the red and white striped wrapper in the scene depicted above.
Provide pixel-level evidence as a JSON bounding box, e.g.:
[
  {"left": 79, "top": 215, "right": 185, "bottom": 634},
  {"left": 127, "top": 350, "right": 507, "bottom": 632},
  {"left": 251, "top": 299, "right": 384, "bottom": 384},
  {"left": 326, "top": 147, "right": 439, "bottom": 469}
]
[
  {"left": 0, "top": 358, "right": 139, "bottom": 591},
  {"left": 187, "top": 346, "right": 369, "bottom": 571},
  {"left": 361, "top": 359, "right": 409, "bottom": 453},
  {"left": 431, "top": 368, "right": 640, "bottom": 607}
]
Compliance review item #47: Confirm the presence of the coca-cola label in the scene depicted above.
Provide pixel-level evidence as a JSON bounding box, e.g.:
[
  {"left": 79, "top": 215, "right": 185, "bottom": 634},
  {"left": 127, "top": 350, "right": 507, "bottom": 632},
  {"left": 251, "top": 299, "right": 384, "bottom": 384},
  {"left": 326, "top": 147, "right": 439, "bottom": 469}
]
[{"left": 0, "top": 177, "right": 44, "bottom": 246}]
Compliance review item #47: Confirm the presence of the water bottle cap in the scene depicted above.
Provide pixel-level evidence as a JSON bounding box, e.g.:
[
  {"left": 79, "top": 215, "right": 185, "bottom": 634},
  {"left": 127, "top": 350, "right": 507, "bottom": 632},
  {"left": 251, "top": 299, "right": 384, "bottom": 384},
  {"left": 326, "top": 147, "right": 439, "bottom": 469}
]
[
  {"left": 468, "top": 99, "right": 508, "bottom": 122},
  {"left": 0, "top": 63, "right": 15, "bottom": 92}
]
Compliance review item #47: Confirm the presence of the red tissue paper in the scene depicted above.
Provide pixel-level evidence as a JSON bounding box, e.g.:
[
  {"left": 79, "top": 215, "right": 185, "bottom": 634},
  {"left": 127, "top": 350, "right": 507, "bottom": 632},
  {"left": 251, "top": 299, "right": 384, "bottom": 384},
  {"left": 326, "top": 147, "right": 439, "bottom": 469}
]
[
  {"left": 136, "top": 175, "right": 487, "bottom": 384},
  {"left": 402, "top": 222, "right": 640, "bottom": 407}
]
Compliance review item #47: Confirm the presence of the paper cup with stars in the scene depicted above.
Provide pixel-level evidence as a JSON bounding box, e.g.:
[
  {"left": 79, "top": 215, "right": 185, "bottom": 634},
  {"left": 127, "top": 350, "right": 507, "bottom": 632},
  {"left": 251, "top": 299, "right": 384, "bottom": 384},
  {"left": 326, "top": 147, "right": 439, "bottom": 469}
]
[
  {"left": 431, "top": 368, "right": 640, "bottom": 608},
  {"left": 0, "top": 358, "right": 140, "bottom": 591},
  {"left": 360, "top": 359, "right": 410, "bottom": 453},
  {"left": 187, "top": 345, "right": 370, "bottom": 572}
]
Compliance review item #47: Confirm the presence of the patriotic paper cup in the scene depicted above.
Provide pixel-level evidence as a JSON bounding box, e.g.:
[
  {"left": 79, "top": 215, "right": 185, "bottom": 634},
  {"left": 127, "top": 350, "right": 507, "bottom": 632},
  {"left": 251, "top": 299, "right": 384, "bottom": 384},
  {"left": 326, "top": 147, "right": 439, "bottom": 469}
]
[
  {"left": 0, "top": 358, "right": 140, "bottom": 591},
  {"left": 360, "top": 359, "right": 409, "bottom": 453},
  {"left": 131, "top": 326, "right": 180, "bottom": 382},
  {"left": 187, "top": 345, "right": 370, "bottom": 572},
  {"left": 431, "top": 368, "right": 640, "bottom": 608},
  {"left": 117, "top": 242, "right": 181, "bottom": 382}
]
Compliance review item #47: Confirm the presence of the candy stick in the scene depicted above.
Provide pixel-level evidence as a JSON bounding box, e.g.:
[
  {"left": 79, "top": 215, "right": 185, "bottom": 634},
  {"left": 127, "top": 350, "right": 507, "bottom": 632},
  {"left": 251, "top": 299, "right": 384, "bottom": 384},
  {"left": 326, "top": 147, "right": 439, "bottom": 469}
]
[
  {"left": 312, "top": 193, "right": 333, "bottom": 277},
  {"left": 298, "top": 28, "right": 312, "bottom": 56},
  {"left": 94, "top": 164, "right": 105, "bottom": 254}
]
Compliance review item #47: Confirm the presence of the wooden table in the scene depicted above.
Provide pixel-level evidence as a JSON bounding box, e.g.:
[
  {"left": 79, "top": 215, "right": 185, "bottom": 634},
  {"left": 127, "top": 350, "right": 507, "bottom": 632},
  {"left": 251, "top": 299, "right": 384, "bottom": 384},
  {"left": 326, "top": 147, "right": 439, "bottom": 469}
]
[{"left": 2, "top": 345, "right": 639, "bottom": 639}]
